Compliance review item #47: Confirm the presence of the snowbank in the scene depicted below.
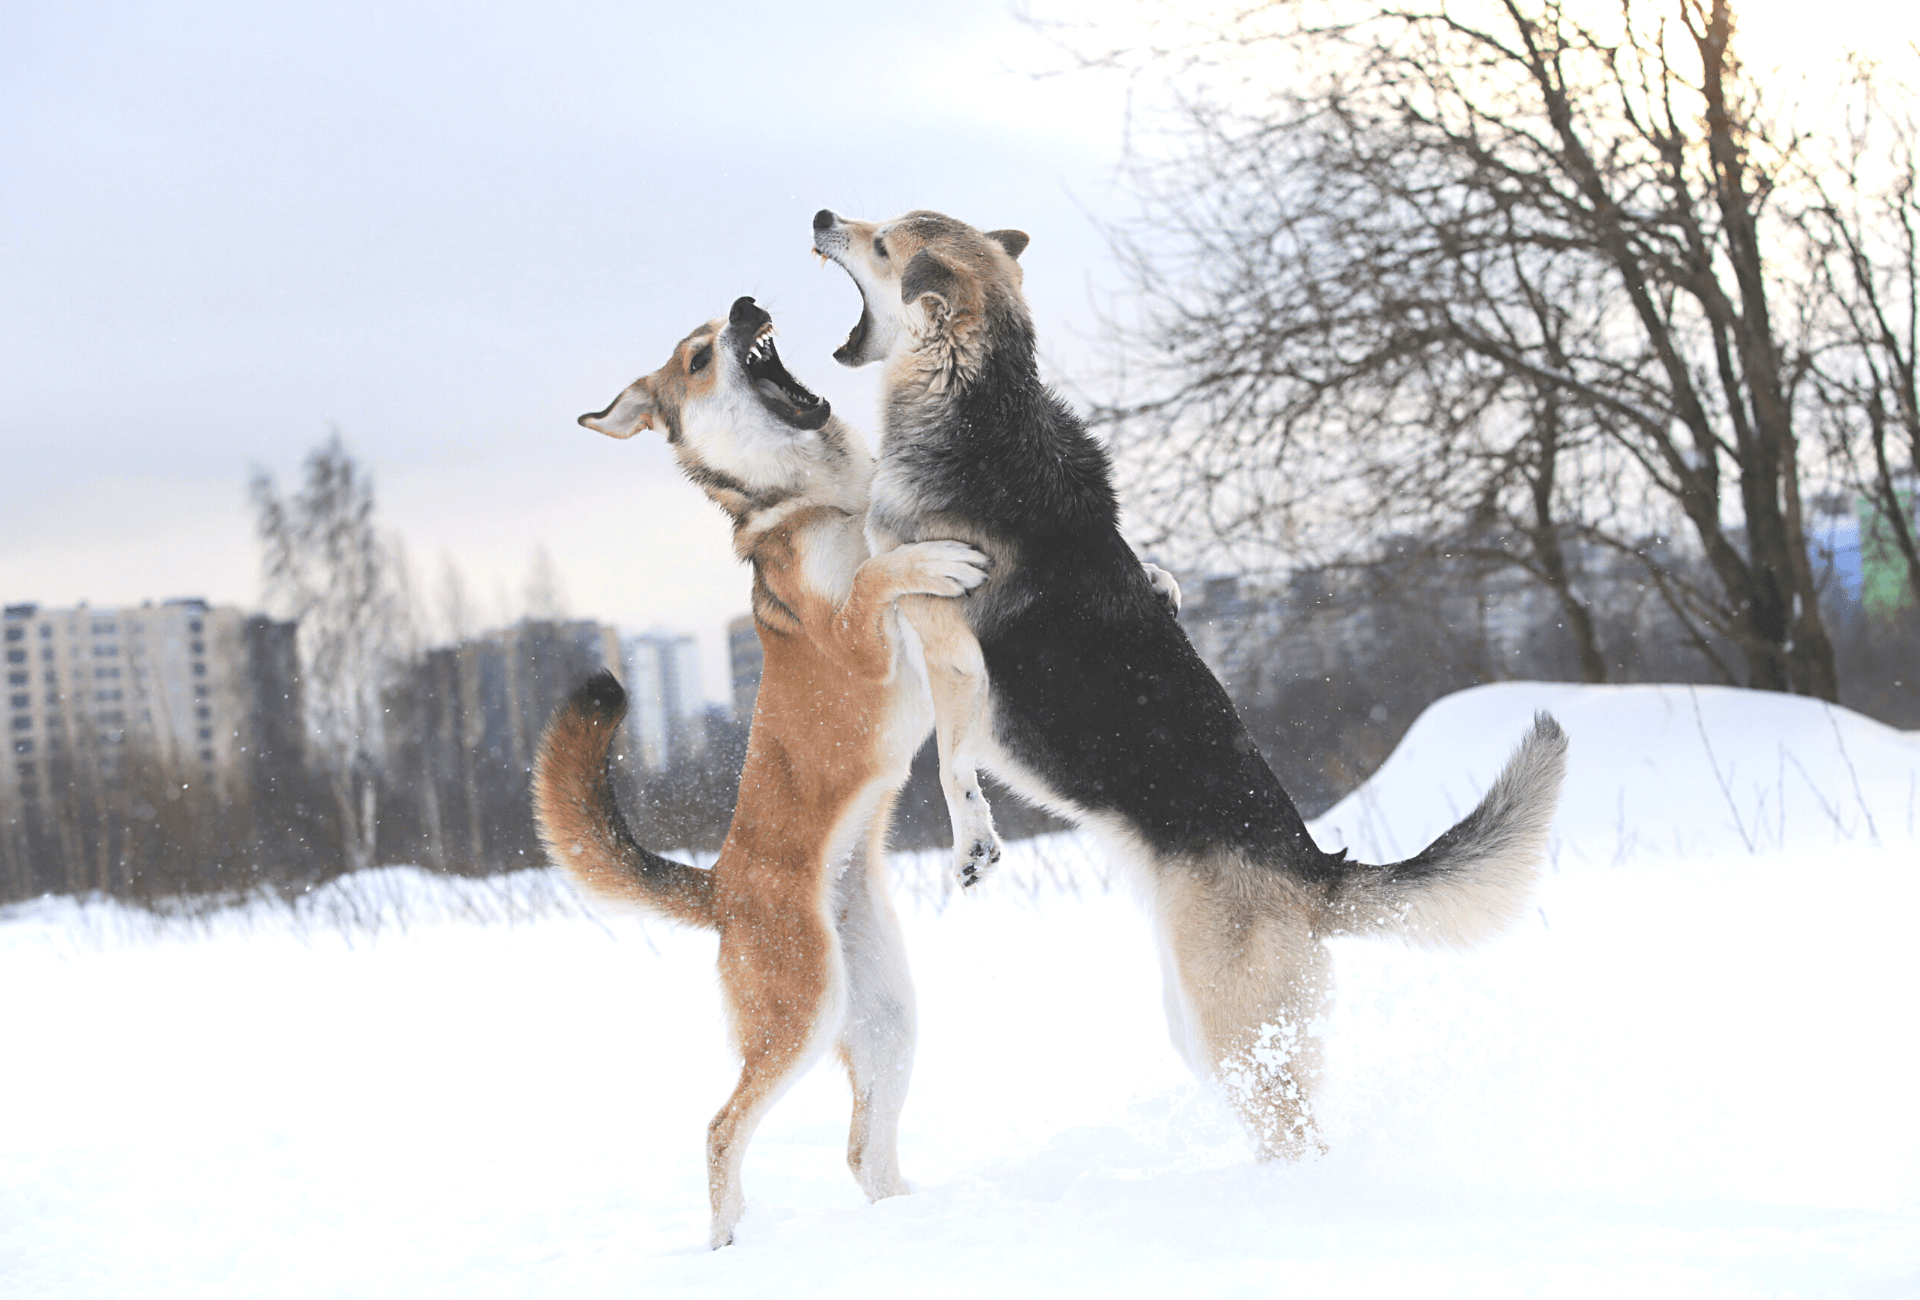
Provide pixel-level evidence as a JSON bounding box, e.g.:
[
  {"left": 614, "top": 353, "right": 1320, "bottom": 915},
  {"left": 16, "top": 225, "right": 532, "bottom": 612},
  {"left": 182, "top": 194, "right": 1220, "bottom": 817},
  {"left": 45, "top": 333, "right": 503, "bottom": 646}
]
[{"left": 1314, "top": 681, "right": 1919, "bottom": 866}]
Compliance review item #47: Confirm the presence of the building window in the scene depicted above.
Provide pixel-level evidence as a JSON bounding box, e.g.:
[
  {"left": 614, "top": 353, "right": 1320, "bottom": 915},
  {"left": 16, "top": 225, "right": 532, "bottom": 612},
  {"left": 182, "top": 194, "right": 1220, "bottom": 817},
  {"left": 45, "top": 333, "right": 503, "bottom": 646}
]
[
  {"left": 190, "top": 640, "right": 205, "bottom": 655},
  {"left": 195, "top": 705, "right": 211, "bottom": 720},
  {"left": 193, "top": 685, "right": 209, "bottom": 698},
  {"left": 93, "top": 644, "right": 119, "bottom": 657},
  {"left": 39, "top": 624, "right": 51, "bottom": 638},
  {"left": 192, "top": 662, "right": 206, "bottom": 676},
  {"left": 3, "top": 627, "right": 20, "bottom": 642},
  {"left": 91, "top": 621, "right": 116, "bottom": 636},
  {"left": 95, "top": 689, "right": 123, "bottom": 703},
  {"left": 94, "top": 667, "right": 121, "bottom": 680},
  {"left": 7, "top": 672, "right": 23, "bottom": 686},
  {"left": 16, "top": 761, "right": 32, "bottom": 778},
  {"left": 4, "top": 650, "right": 22, "bottom": 665},
  {"left": 198, "top": 748, "right": 214, "bottom": 763},
  {"left": 11, "top": 738, "right": 30, "bottom": 754},
  {"left": 196, "top": 726, "right": 213, "bottom": 741},
  {"left": 10, "top": 716, "right": 30, "bottom": 731},
  {"left": 188, "top": 620, "right": 203, "bottom": 634},
  {"left": 6, "top": 694, "right": 24, "bottom": 710}
]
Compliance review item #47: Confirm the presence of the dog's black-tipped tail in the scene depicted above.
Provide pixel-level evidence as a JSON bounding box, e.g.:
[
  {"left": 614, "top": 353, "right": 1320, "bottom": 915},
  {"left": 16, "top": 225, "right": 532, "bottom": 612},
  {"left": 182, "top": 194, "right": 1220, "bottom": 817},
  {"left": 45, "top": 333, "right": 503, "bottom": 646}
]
[
  {"left": 532, "top": 670, "right": 717, "bottom": 930},
  {"left": 1319, "top": 712, "right": 1568, "bottom": 949}
]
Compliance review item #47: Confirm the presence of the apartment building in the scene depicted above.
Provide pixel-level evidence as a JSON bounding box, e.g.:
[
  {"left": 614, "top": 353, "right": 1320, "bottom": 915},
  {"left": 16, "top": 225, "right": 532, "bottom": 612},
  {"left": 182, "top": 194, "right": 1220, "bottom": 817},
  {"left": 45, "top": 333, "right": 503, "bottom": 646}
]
[
  {"left": 625, "top": 630, "right": 706, "bottom": 773},
  {"left": 726, "top": 613, "right": 762, "bottom": 725},
  {"left": 3, "top": 599, "right": 299, "bottom": 808}
]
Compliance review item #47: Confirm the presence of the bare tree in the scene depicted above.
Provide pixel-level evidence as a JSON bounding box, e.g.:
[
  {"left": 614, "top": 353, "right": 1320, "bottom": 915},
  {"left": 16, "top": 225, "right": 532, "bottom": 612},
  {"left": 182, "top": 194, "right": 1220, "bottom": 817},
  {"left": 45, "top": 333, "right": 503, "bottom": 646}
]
[
  {"left": 435, "top": 552, "right": 478, "bottom": 646},
  {"left": 251, "top": 434, "right": 411, "bottom": 874},
  {"left": 1082, "top": 0, "right": 1885, "bottom": 697},
  {"left": 522, "top": 544, "right": 569, "bottom": 622},
  {"left": 1798, "top": 62, "right": 1920, "bottom": 609}
]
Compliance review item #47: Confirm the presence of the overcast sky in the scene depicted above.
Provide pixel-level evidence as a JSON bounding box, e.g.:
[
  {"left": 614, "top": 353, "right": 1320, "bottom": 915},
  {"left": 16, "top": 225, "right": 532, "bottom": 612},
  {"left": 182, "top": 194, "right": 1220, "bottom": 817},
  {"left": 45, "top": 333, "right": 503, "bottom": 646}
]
[{"left": 1, "top": 0, "right": 1146, "bottom": 704}]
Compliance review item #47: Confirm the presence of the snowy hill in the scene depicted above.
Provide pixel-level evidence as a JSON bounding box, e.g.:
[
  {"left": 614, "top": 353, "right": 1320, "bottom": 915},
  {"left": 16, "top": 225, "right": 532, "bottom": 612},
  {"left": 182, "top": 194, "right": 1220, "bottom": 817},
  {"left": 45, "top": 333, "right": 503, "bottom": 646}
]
[
  {"left": 2, "top": 684, "right": 1916, "bottom": 1297},
  {"left": 1313, "top": 681, "right": 1919, "bottom": 866}
]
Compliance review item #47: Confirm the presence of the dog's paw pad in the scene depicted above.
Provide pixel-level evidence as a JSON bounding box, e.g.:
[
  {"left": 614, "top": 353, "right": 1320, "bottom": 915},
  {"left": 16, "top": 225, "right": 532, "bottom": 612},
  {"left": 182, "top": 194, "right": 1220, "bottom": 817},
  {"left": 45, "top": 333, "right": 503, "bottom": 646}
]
[{"left": 955, "top": 833, "right": 1001, "bottom": 889}]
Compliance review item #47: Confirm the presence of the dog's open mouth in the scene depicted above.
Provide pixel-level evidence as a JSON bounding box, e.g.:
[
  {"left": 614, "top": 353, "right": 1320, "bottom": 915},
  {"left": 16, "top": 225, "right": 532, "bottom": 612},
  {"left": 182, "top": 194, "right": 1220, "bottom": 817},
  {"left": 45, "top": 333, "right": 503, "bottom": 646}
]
[
  {"left": 833, "top": 298, "right": 872, "bottom": 367},
  {"left": 739, "top": 321, "right": 830, "bottom": 431},
  {"left": 812, "top": 220, "right": 873, "bottom": 367},
  {"left": 816, "top": 256, "right": 873, "bottom": 365}
]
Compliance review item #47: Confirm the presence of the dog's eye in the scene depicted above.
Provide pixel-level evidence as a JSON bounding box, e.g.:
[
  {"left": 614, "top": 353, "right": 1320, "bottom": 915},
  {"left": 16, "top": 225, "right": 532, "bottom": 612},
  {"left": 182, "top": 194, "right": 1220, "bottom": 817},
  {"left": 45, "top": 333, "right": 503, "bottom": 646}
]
[
  {"left": 689, "top": 344, "right": 712, "bottom": 374},
  {"left": 873, "top": 237, "right": 887, "bottom": 260}
]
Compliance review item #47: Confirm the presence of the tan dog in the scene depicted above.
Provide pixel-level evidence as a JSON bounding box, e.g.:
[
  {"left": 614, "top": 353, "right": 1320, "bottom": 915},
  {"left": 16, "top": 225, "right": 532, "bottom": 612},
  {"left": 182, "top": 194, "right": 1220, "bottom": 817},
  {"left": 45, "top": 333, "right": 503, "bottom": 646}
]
[
  {"left": 533, "top": 296, "right": 991, "bottom": 1248},
  {"left": 814, "top": 208, "right": 1567, "bottom": 1157}
]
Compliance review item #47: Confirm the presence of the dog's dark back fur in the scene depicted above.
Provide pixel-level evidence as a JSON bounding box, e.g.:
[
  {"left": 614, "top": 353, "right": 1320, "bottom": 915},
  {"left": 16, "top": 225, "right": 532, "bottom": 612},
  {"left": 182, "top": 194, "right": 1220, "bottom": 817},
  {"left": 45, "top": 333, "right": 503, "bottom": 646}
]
[{"left": 878, "top": 310, "right": 1334, "bottom": 877}]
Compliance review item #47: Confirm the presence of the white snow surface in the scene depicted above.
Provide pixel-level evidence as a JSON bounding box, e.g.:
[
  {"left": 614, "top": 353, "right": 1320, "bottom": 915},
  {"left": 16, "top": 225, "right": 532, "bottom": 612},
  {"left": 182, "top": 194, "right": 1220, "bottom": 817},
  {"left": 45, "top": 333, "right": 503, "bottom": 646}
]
[{"left": 3, "top": 683, "right": 1916, "bottom": 1298}]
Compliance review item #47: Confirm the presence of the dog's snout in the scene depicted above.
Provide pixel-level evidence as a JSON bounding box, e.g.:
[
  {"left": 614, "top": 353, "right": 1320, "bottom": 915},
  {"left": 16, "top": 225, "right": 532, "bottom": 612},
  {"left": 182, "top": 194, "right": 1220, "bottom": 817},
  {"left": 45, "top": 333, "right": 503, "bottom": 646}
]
[
  {"left": 813, "top": 209, "right": 837, "bottom": 232},
  {"left": 730, "top": 296, "right": 770, "bottom": 331}
]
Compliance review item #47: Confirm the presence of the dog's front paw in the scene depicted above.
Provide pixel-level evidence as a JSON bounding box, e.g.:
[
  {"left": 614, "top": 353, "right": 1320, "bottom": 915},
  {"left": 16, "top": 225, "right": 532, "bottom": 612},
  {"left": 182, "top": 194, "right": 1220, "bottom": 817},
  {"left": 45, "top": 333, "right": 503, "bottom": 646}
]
[
  {"left": 1142, "top": 562, "right": 1182, "bottom": 616},
  {"left": 895, "top": 540, "right": 990, "bottom": 599},
  {"left": 955, "top": 826, "right": 1002, "bottom": 890}
]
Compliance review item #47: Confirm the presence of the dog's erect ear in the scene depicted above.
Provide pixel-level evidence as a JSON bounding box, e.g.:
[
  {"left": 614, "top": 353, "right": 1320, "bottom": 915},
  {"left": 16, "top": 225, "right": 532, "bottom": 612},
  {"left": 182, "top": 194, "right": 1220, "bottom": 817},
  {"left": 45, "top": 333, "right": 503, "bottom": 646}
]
[
  {"left": 578, "top": 378, "right": 657, "bottom": 439},
  {"left": 901, "top": 248, "right": 959, "bottom": 313},
  {"left": 987, "top": 229, "right": 1029, "bottom": 260}
]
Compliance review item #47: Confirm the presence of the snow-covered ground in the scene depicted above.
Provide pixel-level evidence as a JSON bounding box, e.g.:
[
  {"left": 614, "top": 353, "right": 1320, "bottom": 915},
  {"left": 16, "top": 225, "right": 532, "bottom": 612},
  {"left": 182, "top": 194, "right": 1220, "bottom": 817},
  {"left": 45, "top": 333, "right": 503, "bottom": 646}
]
[{"left": 3, "top": 683, "right": 1916, "bottom": 1298}]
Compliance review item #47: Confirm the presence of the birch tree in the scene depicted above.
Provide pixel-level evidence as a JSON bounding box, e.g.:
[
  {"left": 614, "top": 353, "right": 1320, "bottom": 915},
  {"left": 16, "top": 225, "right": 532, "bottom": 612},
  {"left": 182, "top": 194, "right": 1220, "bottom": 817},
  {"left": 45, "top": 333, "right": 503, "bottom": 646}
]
[{"left": 251, "top": 434, "right": 410, "bottom": 873}]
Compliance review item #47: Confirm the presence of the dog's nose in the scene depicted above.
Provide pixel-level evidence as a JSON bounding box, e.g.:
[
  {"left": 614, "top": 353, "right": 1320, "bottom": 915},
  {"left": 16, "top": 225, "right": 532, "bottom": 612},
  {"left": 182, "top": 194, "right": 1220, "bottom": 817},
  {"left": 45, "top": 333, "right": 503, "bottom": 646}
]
[
  {"left": 813, "top": 209, "right": 837, "bottom": 231},
  {"left": 730, "top": 296, "right": 770, "bottom": 331}
]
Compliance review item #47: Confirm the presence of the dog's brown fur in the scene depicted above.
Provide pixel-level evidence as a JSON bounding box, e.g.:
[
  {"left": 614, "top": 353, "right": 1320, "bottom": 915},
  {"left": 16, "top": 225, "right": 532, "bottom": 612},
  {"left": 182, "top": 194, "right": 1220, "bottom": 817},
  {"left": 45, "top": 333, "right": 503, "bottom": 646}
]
[{"left": 534, "top": 297, "right": 991, "bottom": 1247}]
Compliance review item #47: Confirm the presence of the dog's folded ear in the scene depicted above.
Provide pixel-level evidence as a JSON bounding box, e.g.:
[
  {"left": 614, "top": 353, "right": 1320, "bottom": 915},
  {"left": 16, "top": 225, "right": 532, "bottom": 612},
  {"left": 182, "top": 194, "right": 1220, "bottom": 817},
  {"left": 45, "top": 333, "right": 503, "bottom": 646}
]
[
  {"left": 987, "top": 229, "right": 1029, "bottom": 260},
  {"left": 901, "top": 248, "right": 959, "bottom": 314},
  {"left": 579, "top": 379, "right": 658, "bottom": 439}
]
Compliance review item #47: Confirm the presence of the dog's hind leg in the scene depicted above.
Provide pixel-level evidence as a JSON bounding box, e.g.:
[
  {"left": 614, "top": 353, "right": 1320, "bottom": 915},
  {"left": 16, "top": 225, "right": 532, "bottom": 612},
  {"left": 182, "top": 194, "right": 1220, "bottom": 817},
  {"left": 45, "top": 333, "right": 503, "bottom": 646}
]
[
  {"left": 899, "top": 593, "right": 1001, "bottom": 888},
  {"left": 834, "top": 818, "right": 916, "bottom": 1201},
  {"left": 706, "top": 893, "right": 843, "bottom": 1249},
  {"left": 1155, "top": 861, "right": 1332, "bottom": 1160}
]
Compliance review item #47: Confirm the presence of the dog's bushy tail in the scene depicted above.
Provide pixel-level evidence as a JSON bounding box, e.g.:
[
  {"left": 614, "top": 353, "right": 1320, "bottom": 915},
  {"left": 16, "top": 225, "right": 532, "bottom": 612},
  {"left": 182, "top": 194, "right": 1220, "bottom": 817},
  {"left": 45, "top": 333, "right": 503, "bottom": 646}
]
[
  {"left": 1319, "top": 712, "right": 1567, "bottom": 949},
  {"left": 532, "top": 670, "right": 717, "bottom": 930}
]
